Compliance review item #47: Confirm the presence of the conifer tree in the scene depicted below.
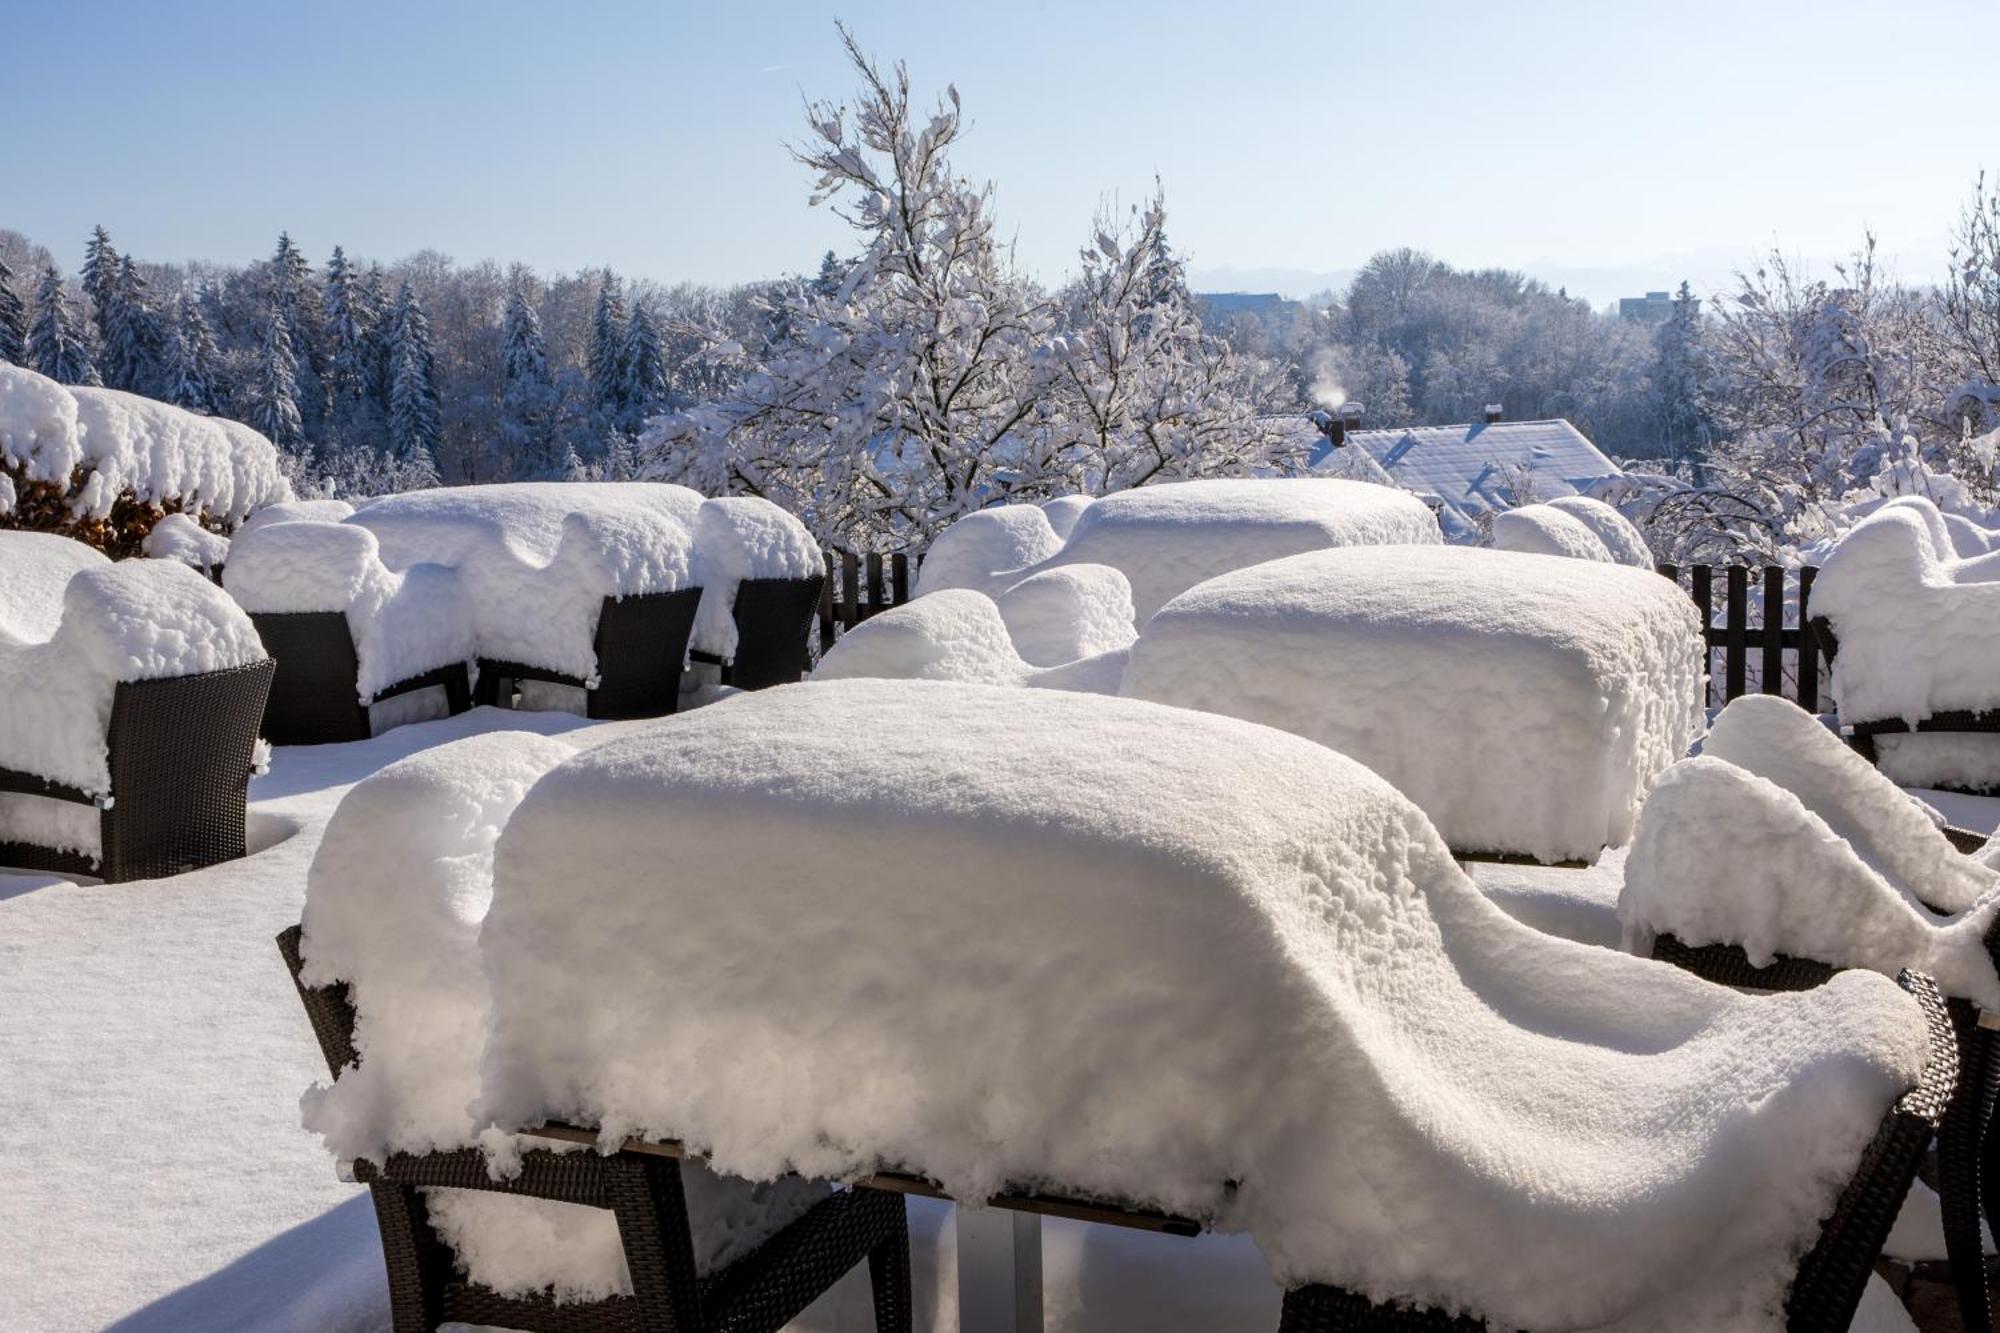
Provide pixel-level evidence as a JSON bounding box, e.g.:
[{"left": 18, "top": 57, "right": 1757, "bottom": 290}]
[
  {"left": 165, "top": 295, "right": 221, "bottom": 413},
  {"left": 28, "top": 267, "right": 101, "bottom": 386},
  {"left": 321, "top": 246, "right": 373, "bottom": 411},
  {"left": 387, "top": 281, "right": 442, "bottom": 472},
  {"left": 248, "top": 309, "right": 304, "bottom": 448},
  {"left": 621, "top": 301, "right": 669, "bottom": 428},
  {"left": 80, "top": 225, "right": 120, "bottom": 337},
  {"left": 0, "top": 257, "right": 26, "bottom": 365},
  {"left": 588, "top": 274, "right": 628, "bottom": 423},
  {"left": 101, "top": 255, "right": 165, "bottom": 393},
  {"left": 499, "top": 288, "right": 560, "bottom": 475}
]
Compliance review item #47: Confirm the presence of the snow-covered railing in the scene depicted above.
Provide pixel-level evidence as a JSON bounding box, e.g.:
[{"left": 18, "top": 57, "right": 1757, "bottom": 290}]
[{"left": 1655, "top": 562, "right": 1827, "bottom": 711}]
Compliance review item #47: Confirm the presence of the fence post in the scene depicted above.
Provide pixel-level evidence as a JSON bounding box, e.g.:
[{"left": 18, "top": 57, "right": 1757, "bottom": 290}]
[
  {"left": 1760, "top": 566, "right": 1785, "bottom": 696},
  {"left": 841, "top": 552, "right": 861, "bottom": 630},
  {"left": 891, "top": 553, "right": 910, "bottom": 607},
  {"left": 1690, "top": 566, "right": 1713, "bottom": 707},
  {"left": 818, "top": 551, "right": 837, "bottom": 654},
  {"left": 1724, "top": 565, "right": 1748, "bottom": 702},
  {"left": 1797, "top": 566, "right": 1820, "bottom": 713},
  {"left": 865, "top": 552, "right": 885, "bottom": 620}
]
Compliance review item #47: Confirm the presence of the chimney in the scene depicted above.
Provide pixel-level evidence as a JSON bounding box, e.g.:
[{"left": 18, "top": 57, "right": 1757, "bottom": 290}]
[
  {"left": 1482, "top": 403, "right": 1504, "bottom": 425},
  {"left": 1340, "top": 402, "right": 1363, "bottom": 435},
  {"left": 1311, "top": 404, "right": 1362, "bottom": 449}
]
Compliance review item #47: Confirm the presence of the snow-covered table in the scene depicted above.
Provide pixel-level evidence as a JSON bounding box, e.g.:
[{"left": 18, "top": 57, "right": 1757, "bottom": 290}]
[
  {"left": 470, "top": 678, "right": 1937, "bottom": 1331},
  {"left": 1122, "top": 543, "right": 1706, "bottom": 864}
]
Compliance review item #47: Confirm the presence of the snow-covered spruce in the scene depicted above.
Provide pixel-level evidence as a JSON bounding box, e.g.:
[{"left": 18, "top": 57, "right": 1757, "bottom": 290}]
[
  {"left": 1020, "top": 478, "right": 1442, "bottom": 623},
  {"left": 349, "top": 483, "right": 699, "bottom": 685},
  {"left": 296, "top": 731, "right": 828, "bottom": 1301},
  {"left": 1490, "top": 502, "right": 1615, "bottom": 563},
  {"left": 141, "top": 512, "right": 230, "bottom": 569},
  {"left": 0, "top": 366, "right": 291, "bottom": 531},
  {"left": 474, "top": 678, "right": 1926, "bottom": 1331},
  {"left": 688, "top": 496, "right": 822, "bottom": 660},
  {"left": 1811, "top": 498, "right": 2000, "bottom": 789},
  {"left": 1121, "top": 545, "right": 1706, "bottom": 864},
  {"left": 224, "top": 521, "right": 475, "bottom": 704},
  {"left": 1620, "top": 695, "right": 2000, "bottom": 1006},
  {"left": 0, "top": 533, "right": 266, "bottom": 856}
]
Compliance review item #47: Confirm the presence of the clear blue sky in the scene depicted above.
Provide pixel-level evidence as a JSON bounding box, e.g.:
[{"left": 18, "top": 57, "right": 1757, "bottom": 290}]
[{"left": 4, "top": 0, "right": 1994, "bottom": 304}]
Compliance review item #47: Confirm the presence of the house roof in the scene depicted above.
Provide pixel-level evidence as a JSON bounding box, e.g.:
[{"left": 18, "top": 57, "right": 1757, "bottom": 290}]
[{"left": 1308, "top": 417, "right": 1622, "bottom": 537}]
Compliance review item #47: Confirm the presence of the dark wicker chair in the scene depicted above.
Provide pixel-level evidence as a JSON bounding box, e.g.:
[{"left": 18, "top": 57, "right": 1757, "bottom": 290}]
[
  {"left": 0, "top": 659, "right": 274, "bottom": 883},
  {"left": 250, "top": 611, "right": 471, "bottom": 746},
  {"left": 1277, "top": 970, "right": 1958, "bottom": 1332},
  {"left": 690, "top": 574, "right": 827, "bottom": 691},
  {"left": 277, "top": 925, "right": 910, "bottom": 1333},
  {"left": 475, "top": 588, "right": 703, "bottom": 721},
  {"left": 1651, "top": 874, "right": 2000, "bottom": 1333},
  {"left": 1810, "top": 615, "right": 2000, "bottom": 792}
]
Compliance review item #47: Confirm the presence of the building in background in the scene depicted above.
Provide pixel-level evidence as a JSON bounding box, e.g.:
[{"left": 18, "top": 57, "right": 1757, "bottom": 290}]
[{"left": 1619, "top": 290, "right": 1698, "bottom": 323}]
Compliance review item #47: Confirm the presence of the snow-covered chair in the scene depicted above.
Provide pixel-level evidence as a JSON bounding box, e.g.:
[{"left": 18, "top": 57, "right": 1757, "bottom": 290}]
[
  {"left": 1490, "top": 497, "right": 1653, "bottom": 567},
  {"left": 140, "top": 513, "right": 230, "bottom": 583},
  {"left": 224, "top": 521, "right": 473, "bottom": 745},
  {"left": 1808, "top": 498, "right": 2000, "bottom": 793},
  {"left": 813, "top": 588, "right": 1129, "bottom": 693},
  {"left": 277, "top": 731, "right": 910, "bottom": 1331},
  {"left": 237, "top": 497, "right": 356, "bottom": 533},
  {"left": 0, "top": 533, "right": 273, "bottom": 881},
  {"left": 351, "top": 483, "right": 704, "bottom": 720},
  {"left": 1122, "top": 544, "right": 1706, "bottom": 864},
  {"left": 473, "top": 679, "right": 1953, "bottom": 1331},
  {"left": 687, "top": 496, "right": 826, "bottom": 690},
  {"left": 1621, "top": 693, "right": 2000, "bottom": 1329}
]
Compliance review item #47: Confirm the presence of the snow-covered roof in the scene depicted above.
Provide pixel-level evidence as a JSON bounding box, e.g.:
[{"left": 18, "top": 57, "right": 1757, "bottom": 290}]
[{"left": 1308, "top": 417, "right": 1622, "bottom": 537}]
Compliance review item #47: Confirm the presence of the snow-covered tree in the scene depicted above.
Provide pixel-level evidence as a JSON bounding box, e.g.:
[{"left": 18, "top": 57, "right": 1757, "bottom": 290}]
[
  {"left": 80, "top": 225, "right": 120, "bottom": 336},
  {"left": 640, "top": 28, "right": 1059, "bottom": 546},
  {"left": 1047, "top": 193, "right": 1293, "bottom": 490},
  {"left": 28, "top": 267, "right": 100, "bottom": 386},
  {"left": 0, "top": 256, "right": 26, "bottom": 365},
  {"left": 165, "top": 294, "right": 221, "bottom": 413},
  {"left": 100, "top": 255, "right": 165, "bottom": 394},
  {"left": 1651, "top": 281, "right": 1712, "bottom": 468},
  {"left": 621, "top": 301, "right": 669, "bottom": 427},
  {"left": 588, "top": 275, "right": 628, "bottom": 426},
  {"left": 321, "top": 245, "right": 373, "bottom": 408},
  {"left": 387, "top": 281, "right": 442, "bottom": 479},
  {"left": 248, "top": 309, "right": 304, "bottom": 448},
  {"left": 1944, "top": 171, "right": 2000, "bottom": 437},
  {"left": 499, "top": 287, "right": 561, "bottom": 475}
]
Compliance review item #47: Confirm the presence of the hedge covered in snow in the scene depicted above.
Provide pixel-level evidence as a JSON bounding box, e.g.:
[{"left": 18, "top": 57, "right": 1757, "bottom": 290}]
[{"left": 0, "top": 365, "right": 291, "bottom": 556}]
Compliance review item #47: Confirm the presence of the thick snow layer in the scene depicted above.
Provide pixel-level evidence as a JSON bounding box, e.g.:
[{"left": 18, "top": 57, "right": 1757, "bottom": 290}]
[
  {"left": 1030, "top": 478, "right": 1442, "bottom": 623},
  {"left": 143, "top": 512, "right": 231, "bottom": 567},
  {"left": 914, "top": 504, "right": 1065, "bottom": 597},
  {"left": 1546, "top": 495, "right": 1654, "bottom": 567},
  {"left": 1622, "top": 755, "right": 2000, "bottom": 1007},
  {"left": 297, "top": 727, "right": 827, "bottom": 1296},
  {"left": 238, "top": 498, "right": 356, "bottom": 533},
  {"left": 1490, "top": 503, "right": 1614, "bottom": 562},
  {"left": 814, "top": 590, "right": 1031, "bottom": 686},
  {"left": 351, "top": 483, "right": 699, "bottom": 682},
  {"left": 0, "top": 362, "right": 86, "bottom": 492},
  {"left": 476, "top": 679, "right": 1926, "bottom": 1330},
  {"left": 1038, "top": 494, "right": 1093, "bottom": 541},
  {"left": 1812, "top": 498, "right": 2000, "bottom": 728},
  {"left": 0, "top": 541, "right": 264, "bottom": 858},
  {"left": 1874, "top": 733, "right": 2000, "bottom": 793},
  {"left": 993, "top": 565, "right": 1137, "bottom": 667},
  {"left": 690, "top": 495, "right": 823, "bottom": 659},
  {"left": 69, "top": 386, "right": 290, "bottom": 525},
  {"left": 225, "top": 521, "right": 476, "bottom": 702},
  {"left": 1122, "top": 545, "right": 1705, "bottom": 863}
]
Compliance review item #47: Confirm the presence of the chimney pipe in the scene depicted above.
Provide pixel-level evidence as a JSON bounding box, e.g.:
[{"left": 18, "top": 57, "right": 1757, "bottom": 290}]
[{"left": 1482, "top": 403, "right": 1503, "bottom": 425}]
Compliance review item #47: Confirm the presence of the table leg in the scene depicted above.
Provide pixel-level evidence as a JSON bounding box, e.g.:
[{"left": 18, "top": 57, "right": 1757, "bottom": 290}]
[{"left": 956, "top": 1204, "right": 1043, "bottom": 1333}]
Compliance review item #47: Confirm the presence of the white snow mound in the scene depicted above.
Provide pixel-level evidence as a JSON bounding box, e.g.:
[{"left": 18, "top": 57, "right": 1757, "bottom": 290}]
[
  {"left": 238, "top": 498, "right": 356, "bottom": 533},
  {"left": 1490, "top": 503, "right": 1614, "bottom": 562},
  {"left": 142, "top": 513, "right": 230, "bottom": 568},
  {"left": 1122, "top": 545, "right": 1705, "bottom": 863},
  {"left": 1546, "top": 495, "right": 1653, "bottom": 567},
  {"left": 1039, "top": 494, "right": 1093, "bottom": 540},
  {"left": 915, "top": 504, "right": 1064, "bottom": 597},
  {"left": 994, "top": 564, "right": 1137, "bottom": 667},
  {"left": 813, "top": 589, "right": 1029, "bottom": 686},
  {"left": 474, "top": 678, "right": 1928, "bottom": 1330}
]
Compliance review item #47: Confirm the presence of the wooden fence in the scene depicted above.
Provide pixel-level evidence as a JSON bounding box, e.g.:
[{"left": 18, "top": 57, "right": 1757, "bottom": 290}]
[
  {"left": 816, "top": 550, "right": 919, "bottom": 655},
  {"left": 1656, "top": 563, "right": 1824, "bottom": 711}
]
